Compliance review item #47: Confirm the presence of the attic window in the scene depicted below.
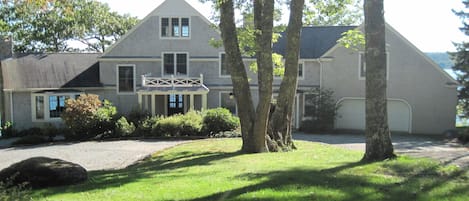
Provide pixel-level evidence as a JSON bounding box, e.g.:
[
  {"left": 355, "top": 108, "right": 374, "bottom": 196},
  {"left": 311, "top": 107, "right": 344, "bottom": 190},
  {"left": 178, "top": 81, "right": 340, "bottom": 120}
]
[
  {"left": 359, "top": 52, "right": 390, "bottom": 80},
  {"left": 161, "top": 17, "right": 190, "bottom": 38}
]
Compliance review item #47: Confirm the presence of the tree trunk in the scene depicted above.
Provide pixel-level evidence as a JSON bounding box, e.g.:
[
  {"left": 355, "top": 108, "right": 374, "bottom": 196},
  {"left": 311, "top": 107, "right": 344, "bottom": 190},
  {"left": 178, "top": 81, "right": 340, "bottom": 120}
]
[
  {"left": 219, "top": 0, "right": 261, "bottom": 153},
  {"left": 267, "top": 0, "right": 305, "bottom": 152},
  {"left": 362, "top": 0, "right": 395, "bottom": 161}
]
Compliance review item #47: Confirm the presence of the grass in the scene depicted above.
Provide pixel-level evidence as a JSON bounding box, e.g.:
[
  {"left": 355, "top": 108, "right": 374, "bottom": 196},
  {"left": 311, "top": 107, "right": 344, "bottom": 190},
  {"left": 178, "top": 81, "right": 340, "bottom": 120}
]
[{"left": 32, "top": 139, "right": 469, "bottom": 201}]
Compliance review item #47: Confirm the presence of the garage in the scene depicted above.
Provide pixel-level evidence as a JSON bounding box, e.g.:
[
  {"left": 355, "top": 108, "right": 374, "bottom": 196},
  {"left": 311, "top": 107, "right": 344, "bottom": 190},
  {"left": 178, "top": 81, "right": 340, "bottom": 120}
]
[{"left": 335, "top": 98, "right": 412, "bottom": 133}]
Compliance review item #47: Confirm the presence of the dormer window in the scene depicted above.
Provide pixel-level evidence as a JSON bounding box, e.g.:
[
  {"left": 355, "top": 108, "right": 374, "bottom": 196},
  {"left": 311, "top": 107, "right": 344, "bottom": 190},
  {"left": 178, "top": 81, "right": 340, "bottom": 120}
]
[{"left": 161, "top": 17, "right": 190, "bottom": 38}]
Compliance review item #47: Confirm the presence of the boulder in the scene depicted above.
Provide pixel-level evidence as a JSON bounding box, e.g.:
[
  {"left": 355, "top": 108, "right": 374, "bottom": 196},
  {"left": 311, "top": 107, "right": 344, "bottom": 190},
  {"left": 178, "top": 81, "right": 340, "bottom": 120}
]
[{"left": 0, "top": 157, "right": 87, "bottom": 188}]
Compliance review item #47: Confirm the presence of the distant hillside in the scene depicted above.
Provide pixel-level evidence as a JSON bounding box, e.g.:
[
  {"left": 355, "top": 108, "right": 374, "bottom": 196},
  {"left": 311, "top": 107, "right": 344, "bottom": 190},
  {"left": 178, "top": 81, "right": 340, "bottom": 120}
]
[{"left": 426, "top": 52, "right": 454, "bottom": 69}]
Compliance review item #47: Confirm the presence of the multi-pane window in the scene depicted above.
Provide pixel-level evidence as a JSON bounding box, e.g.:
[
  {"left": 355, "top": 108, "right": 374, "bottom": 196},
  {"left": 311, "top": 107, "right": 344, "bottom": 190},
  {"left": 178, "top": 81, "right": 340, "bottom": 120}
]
[
  {"left": 161, "top": 17, "right": 190, "bottom": 38},
  {"left": 32, "top": 93, "right": 80, "bottom": 121},
  {"left": 163, "top": 53, "right": 188, "bottom": 76},
  {"left": 274, "top": 63, "right": 304, "bottom": 79},
  {"left": 49, "top": 95, "right": 66, "bottom": 118},
  {"left": 220, "top": 53, "right": 229, "bottom": 76},
  {"left": 298, "top": 63, "right": 304, "bottom": 78},
  {"left": 169, "top": 94, "right": 184, "bottom": 109},
  {"left": 118, "top": 65, "right": 135, "bottom": 93},
  {"left": 220, "top": 92, "right": 237, "bottom": 115}
]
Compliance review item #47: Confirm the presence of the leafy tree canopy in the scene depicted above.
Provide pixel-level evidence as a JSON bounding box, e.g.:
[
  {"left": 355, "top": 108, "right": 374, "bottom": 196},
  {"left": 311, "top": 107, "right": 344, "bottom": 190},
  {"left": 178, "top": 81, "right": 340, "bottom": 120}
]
[{"left": 0, "top": 0, "right": 138, "bottom": 52}]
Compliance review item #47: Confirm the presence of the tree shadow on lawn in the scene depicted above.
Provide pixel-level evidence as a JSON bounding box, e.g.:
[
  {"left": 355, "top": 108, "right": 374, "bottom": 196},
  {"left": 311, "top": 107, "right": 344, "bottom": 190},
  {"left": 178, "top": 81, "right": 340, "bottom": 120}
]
[
  {"left": 36, "top": 149, "right": 243, "bottom": 197},
  {"left": 187, "top": 161, "right": 469, "bottom": 201}
]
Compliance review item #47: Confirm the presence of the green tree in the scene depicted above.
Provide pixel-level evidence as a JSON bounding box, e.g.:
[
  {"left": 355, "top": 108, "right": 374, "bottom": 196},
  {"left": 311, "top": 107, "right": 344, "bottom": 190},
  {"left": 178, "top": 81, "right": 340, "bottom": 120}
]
[
  {"left": 74, "top": 0, "right": 138, "bottom": 52},
  {"left": 362, "top": 0, "right": 395, "bottom": 161},
  {"left": 304, "top": 0, "right": 363, "bottom": 26},
  {"left": 0, "top": 0, "right": 137, "bottom": 52},
  {"left": 452, "top": 0, "right": 469, "bottom": 119}
]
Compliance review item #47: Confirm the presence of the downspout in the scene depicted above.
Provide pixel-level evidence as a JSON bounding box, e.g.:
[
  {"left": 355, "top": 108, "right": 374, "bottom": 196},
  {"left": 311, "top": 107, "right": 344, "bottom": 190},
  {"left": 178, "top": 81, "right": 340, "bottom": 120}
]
[{"left": 318, "top": 59, "right": 323, "bottom": 88}]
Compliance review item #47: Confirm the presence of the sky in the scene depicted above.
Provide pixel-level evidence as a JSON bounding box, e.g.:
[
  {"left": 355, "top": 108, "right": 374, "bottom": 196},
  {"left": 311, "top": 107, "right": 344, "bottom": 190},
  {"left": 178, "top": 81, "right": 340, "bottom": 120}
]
[{"left": 98, "top": 0, "right": 467, "bottom": 53}]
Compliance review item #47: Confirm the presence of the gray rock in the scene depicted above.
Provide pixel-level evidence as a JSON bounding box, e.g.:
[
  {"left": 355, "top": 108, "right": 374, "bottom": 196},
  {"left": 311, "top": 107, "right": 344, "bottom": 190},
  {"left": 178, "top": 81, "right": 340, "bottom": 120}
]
[{"left": 0, "top": 157, "right": 87, "bottom": 188}]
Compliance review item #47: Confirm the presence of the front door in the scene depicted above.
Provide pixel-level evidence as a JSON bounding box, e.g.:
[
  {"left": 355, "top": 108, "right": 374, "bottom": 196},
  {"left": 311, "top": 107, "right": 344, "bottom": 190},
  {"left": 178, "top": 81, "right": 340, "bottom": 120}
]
[{"left": 167, "top": 94, "right": 184, "bottom": 115}]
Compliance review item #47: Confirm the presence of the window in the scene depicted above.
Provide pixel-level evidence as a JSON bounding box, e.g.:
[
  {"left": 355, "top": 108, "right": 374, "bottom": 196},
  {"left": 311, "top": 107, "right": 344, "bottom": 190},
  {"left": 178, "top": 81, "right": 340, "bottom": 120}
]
[
  {"left": 161, "top": 17, "right": 190, "bottom": 38},
  {"left": 163, "top": 53, "right": 188, "bottom": 76},
  {"left": 169, "top": 94, "right": 183, "bottom": 108},
  {"left": 298, "top": 63, "right": 304, "bottom": 78},
  {"left": 220, "top": 92, "right": 237, "bottom": 115},
  {"left": 220, "top": 53, "right": 229, "bottom": 76},
  {"left": 32, "top": 93, "right": 80, "bottom": 122},
  {"left": 35, "top": 96, "right": 44, "bottom": 120},
  {"left": 359, "top": 52, "right": 389, "bottom": 79},
  {"left": 49, "top": 95, "right": 66, "bottom": 118},
  {"left": 273, "top": 63, "right": 304, "bottom": 79},
  {"left": 117, "top": 65, "right": 135, "bottom": 93}
]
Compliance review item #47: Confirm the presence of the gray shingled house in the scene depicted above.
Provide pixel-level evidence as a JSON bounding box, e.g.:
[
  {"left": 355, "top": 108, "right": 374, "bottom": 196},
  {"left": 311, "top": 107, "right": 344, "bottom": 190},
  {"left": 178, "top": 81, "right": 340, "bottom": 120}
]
[{"left": 0, "top": 0, "right": 458, "bottom": 134}]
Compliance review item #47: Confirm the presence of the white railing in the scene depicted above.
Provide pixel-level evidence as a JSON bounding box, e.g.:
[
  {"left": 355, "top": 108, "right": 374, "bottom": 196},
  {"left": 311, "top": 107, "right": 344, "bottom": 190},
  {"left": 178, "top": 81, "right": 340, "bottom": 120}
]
[{"left": 142, "top": 74, "right": 204, "bottom": 88}]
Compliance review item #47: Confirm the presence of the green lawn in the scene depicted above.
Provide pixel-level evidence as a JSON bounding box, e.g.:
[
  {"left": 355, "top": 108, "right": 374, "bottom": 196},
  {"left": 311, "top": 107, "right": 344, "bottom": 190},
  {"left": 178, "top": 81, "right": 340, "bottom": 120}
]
[{"left": 33, "top": 139, "right": 469, "bottom": 201}]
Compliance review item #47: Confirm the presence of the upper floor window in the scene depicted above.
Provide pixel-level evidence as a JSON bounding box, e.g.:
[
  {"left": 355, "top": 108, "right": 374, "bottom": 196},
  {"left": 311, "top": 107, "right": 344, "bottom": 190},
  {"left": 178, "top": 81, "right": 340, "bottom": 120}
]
[
  {"left": 220, "top": 53, "right": 230, "bottom": 77},
  {"left": 163, "top": 53, "right": 188, "bottom": 76},
  {"left": 161, "top": 17, "right": 190, "bottom": 38},
  {"left": 359, "top": 52, "right": 389, "bottom": 80},
  {"left": 117, "top": 64, "right": 136, "bottom": 94},
  {"left": 273, "top": 63, "right": 304, "bottom": 79}
]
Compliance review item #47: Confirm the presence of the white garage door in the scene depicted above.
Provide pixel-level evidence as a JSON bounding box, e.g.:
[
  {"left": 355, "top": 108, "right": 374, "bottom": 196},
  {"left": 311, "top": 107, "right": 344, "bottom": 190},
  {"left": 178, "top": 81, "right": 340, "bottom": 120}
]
[{"left": 335, "top": 99, "right": 411, "bottom": 133}]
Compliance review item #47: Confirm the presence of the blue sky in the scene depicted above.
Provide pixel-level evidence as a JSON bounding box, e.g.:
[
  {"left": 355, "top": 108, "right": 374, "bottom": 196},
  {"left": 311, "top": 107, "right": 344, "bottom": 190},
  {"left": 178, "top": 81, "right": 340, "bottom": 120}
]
[{"left": 98, "top": 0, "right": 467, "bottom": 53}]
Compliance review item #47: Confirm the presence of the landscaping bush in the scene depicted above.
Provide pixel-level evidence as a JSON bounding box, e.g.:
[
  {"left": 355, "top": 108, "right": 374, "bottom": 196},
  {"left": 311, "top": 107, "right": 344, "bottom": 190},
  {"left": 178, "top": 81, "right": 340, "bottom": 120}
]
[
  {"left": 115, "top": 116, "right": 136, "bottom": 137},
  {"left": 157, "top": 114, "right": 183, "bottom": 137},
  {"left": 202, "top": 108, "right": 240, "bottom": 135},
  {"left": 300, "top": 88, "right": 339, "bottom": 133},
  {"left": 179, "top": 111, "right": 203, "bottom": 136},
  {"left": 126, "top": 108, "right": 151, "bottom": 126},
  {"left": 0, "top": 121, "right": 17, "bottom": 138},
  {"left": 16, "top": 127, "right": 43, "bottom": 138},
  {"left": 0, "top": 179, "right": 31, "bottom": 201},
  {"left": 61, "top": 94, "right": 117, "bottom": 140},
  {"left": 11, "top": 135, "right": 48, "bottom": 146},
  {"left": 135, "top": 116, "right": 162, "bottom": 136}
]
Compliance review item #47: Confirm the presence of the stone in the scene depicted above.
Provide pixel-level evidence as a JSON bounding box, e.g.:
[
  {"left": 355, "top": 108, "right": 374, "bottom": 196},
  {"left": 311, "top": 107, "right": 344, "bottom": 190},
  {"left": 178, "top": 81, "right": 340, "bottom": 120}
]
[{"left": 0, "top": 157, "right": 87, "bottom": 189}]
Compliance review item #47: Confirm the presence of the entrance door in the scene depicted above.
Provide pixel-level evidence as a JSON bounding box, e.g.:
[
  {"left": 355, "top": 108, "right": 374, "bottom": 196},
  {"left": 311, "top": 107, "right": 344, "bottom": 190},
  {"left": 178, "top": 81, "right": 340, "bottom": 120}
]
[{"left": 167, "top": 94, "right": 184, "bottom": 115}]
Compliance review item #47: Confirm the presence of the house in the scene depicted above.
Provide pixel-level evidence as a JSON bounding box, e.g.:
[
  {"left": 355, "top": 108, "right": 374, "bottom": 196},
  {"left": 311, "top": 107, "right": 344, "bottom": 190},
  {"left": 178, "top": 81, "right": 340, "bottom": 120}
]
[{"left": 0, "top": 0, "right": 458, "bottom": 135}]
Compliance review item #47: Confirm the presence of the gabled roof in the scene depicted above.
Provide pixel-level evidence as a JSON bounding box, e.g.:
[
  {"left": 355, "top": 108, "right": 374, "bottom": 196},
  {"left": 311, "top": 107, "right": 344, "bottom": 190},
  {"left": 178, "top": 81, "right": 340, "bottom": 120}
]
[
  {"left": 273, "top": 26, "right": 356, "bottom": 59},
  {"left": 1, "top": 53, "right": 102, "bottom": 90}
]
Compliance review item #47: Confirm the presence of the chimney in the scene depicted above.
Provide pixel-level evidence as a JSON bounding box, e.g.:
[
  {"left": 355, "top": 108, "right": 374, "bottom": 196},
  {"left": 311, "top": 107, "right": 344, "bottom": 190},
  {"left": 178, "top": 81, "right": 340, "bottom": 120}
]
[{"left": 0, "top": 36, "right": 13, "bottom": 60}]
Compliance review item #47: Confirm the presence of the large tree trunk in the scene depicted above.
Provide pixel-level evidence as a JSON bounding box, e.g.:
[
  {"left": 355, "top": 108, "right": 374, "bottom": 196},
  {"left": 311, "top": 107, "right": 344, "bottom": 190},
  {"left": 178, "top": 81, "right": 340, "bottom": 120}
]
[
  {"left": 219, "top": 0, "right": 256, "bottom": 151},
  {"left": 250, "top": 0, "right": 275, "bottom": 153},
  {"left": 267, "top": 0, "right": 304, "bottom": 152},
  {"left": 362, "top": 0, "right": 395, "bottom": 161}
]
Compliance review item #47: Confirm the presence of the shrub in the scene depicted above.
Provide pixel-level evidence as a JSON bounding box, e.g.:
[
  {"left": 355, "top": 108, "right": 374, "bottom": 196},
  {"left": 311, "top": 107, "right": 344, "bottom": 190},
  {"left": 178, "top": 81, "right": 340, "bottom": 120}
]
[
  {"left": 179, "top": 111, "right": 203, "bottom": 136},
  {"left": 0, "top": 121, "right": 17, "bottom": 138},
  {"left": 157, "top": 114, "right": 183, "bottom": 137},
  {"left": 12, "top": 135, "right": 48, "bottom": 146},
  {"left": 61, "top": 94, "right": 117, "bottom": 140},
  {"left": 126, "top": 108, "right": 151, "bottom": 126},
  {"left": 116, "top": 117, "right": 136, "bottom": 137},
  {"left": 135, "top": 116, "right": 162, "bottom": 136},
  {"left": 0, "top": 179, "right": 31, "bottom": 201},
  {"left": 202, "top": 108, "right": 240, "bottom": 135},
  {"left": 300, "top": 88, "right": 339, "bottom": 133}
]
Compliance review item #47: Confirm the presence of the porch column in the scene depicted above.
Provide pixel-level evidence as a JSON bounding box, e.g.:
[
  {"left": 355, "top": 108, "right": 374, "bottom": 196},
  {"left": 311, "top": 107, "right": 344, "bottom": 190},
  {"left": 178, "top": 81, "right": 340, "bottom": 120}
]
[
  {"left": 151, "top": 94, "right": 156, "bottom": 116},
  {"left": 189, "top": 94, "right": 194, "bottom": 111},
  {"left": 137, "top": 93, "right": 142, "bottom": 110},
  {"left": 202, "top": 93, "right": 207, "bottom": 110}
]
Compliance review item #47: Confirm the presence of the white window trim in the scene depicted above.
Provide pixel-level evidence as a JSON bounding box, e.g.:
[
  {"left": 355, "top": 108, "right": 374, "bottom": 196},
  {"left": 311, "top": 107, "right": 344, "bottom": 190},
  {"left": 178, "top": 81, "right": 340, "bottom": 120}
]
[
  {"left": 116, "top": 64, "right": 137, "bottom": 95},
  {"left": 273, "top": 61, "right": 305, "bottom": 80},
  {"left": 298, "top": 61, "right": 305, "bottom": 80},
  {"left": 219, "top": 52, "right": 230, "bottom": 78},
  {"left": 161, "top": 52, "right": 190, "bottom": 77},
  {"left": 358, "top": 51, "right": 390, "bottom": 80},
  {"left": 31, "top": 92, "right": 81, "bottom": 122},
  {"left": 159, "top": 16, "right": 191, "bottom": 40},
  {"left": 219, "top": 91, "right": 238, "bottom": 115}
]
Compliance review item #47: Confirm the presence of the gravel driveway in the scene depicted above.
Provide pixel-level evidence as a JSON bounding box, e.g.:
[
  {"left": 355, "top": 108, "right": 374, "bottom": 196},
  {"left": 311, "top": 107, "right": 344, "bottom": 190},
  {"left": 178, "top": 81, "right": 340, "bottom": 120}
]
[
  {"left": 0, "top": 140, "right": 187, "bottom": 171},
  {"left": 294, "top": 133, "right": 469, "bottom": 168}
]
